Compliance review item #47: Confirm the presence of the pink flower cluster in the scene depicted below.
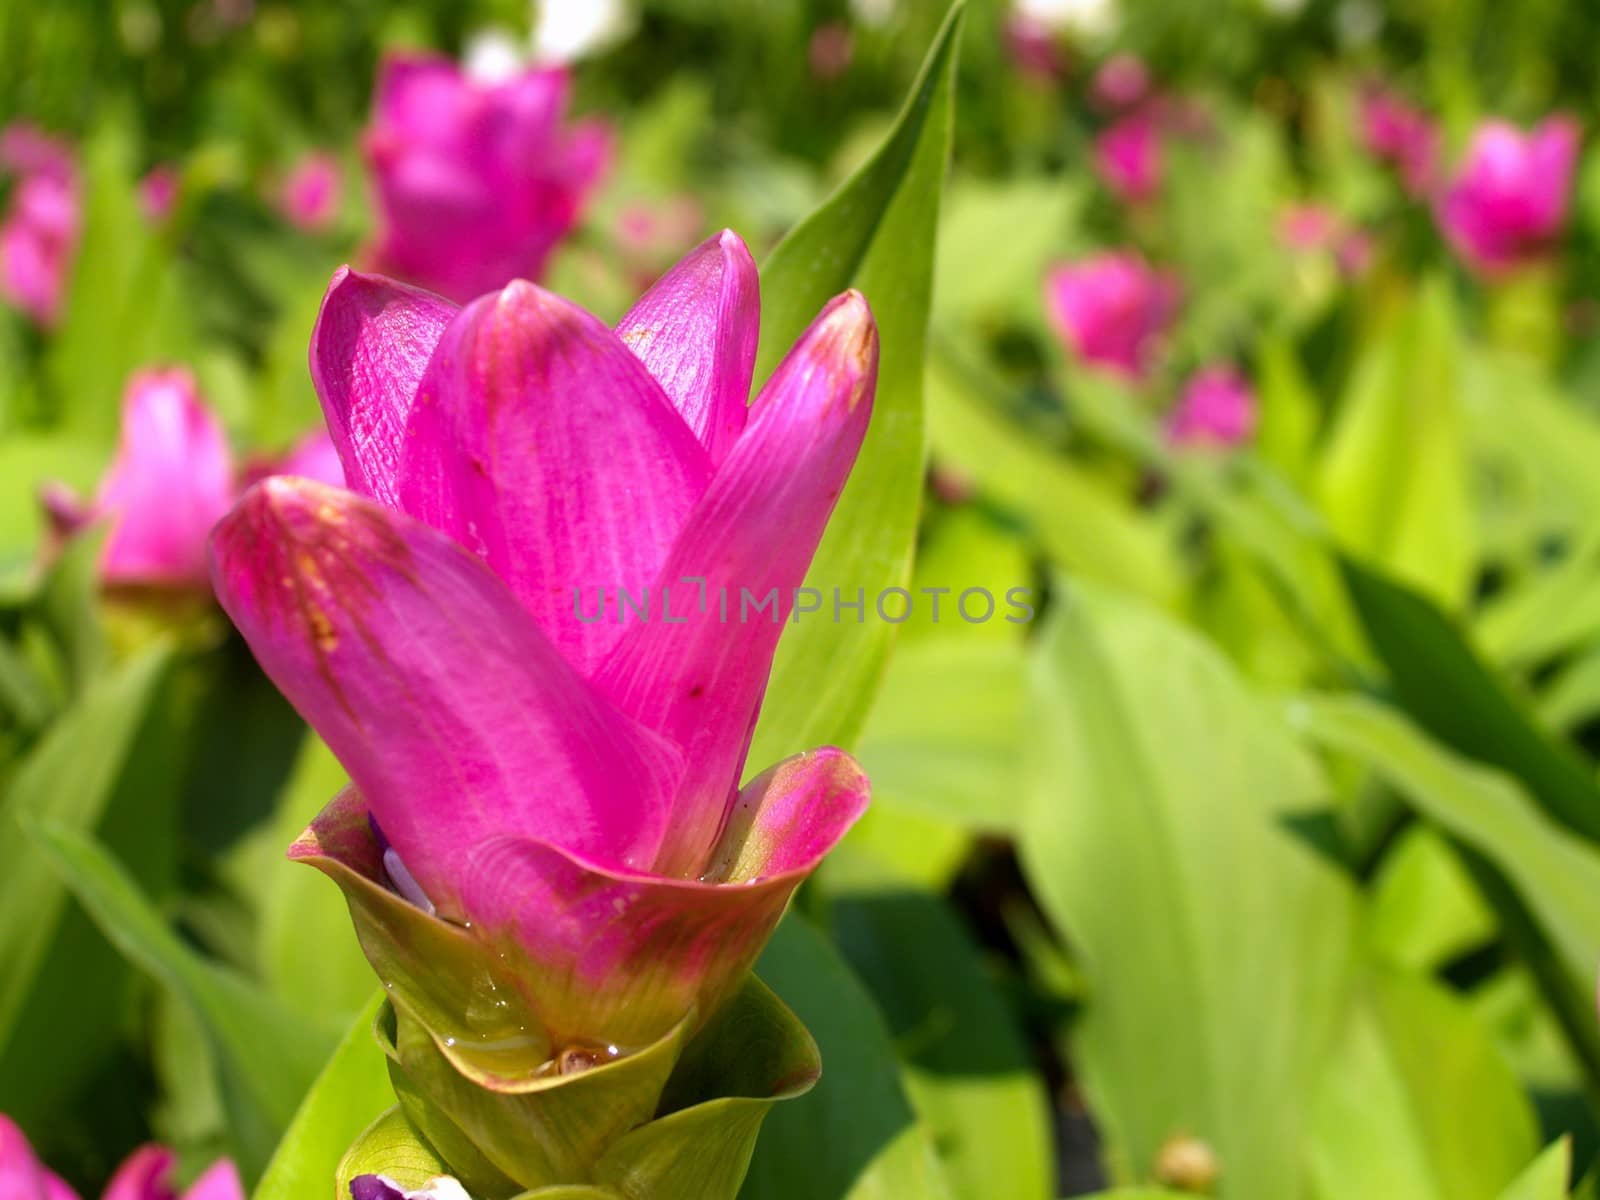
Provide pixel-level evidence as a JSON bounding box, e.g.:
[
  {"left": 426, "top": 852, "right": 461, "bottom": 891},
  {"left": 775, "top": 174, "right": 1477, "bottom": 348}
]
[{"left": 0, "top": 123, "right": 80, "bottom": 328}]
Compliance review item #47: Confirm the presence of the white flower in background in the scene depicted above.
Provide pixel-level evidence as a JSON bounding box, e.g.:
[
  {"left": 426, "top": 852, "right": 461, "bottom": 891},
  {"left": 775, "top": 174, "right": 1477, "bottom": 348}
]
[
  {"left": 1260, "top": 0, "right": 1309, "bottom": 17},
  {"left": 1014, "top": 0, "right": 1119, "bottom": 39},
  {"left": 531, "top": 0, "right": 634, "bottom": 64},
  {"left": 464, "top": 27, "right": 525, "bottom": 83},
  {"left": 849, "top": 0, "right": 898, "bottom": 28}
]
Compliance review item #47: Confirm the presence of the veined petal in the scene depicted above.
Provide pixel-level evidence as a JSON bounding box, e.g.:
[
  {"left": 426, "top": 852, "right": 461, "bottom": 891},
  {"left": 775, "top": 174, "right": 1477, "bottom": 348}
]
[
  {"left": 210, "top": 477, "right": 681, "bottom": 908},
  {"left": 461, "top": 748, "right": 868, "bottom": 1050},
  {"left": 596, "top": 291, "right": 877, "bottom": 877},
  {"left": 615, "top": 230, "right": 759, "bottom": 467},
  {"left": 95, "top": 368, "right": 234, "bottom": 588},
  {"left": 309, "top": 267, "right": 457, "bottom": 507},
  {"left": 396, "top": 281, "right": 712, "bottom": 675}
]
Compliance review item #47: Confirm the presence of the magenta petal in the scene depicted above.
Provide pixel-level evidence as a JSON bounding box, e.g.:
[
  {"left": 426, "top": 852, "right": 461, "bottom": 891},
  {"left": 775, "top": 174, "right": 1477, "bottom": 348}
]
[
  {"left": 308, "top": 267, "right": 457, "bottom": 507},
  {"left": 95, "top": 368, "right": 234, "bottom": 588},
  {"left": 615, "top": 230, "right": 759, "bottom": 467},
  {"left": 462, "top": 748, "right": 869, "bottom": 1047},
  {"left": 209, "top": 477, "right": 682, "bottom": 907},
  {"left": 0, "top": 1115, "right": 81, "bottom": 1200},
  {"left": 597, "top": 291, "right": 877, "bottom": 877},
  {"left": 101, "top": 1145, "right": 176, "bottom": 1200},
  {"left": 397, "top": 281, "right": 712, "bottom": 675},
  {"left": 181, "top": 1160, "right": 244, "bottom": 1200}
]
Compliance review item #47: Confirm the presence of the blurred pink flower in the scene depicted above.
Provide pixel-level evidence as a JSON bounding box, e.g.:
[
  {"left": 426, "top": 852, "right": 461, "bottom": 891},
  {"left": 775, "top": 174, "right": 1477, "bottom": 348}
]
[
  {"left": 808, "top": 20, "right": 854, "bottom": 80},
  {"left": 1358, "top": 83, "right": 1439, "bottom": 197},
  {"left": 1005, "top": 14, "right": 1068, "bottom": 82},
  {"left": 0, "top": 1115, "right": 243, "bottom": 1200},
  {"left": 1278, "top": 203, "right": 1374, "bottom": 278},
  {"left": 1437, "top": 115, "right": 1580, "bottom": 277},
  {"left": 0, "top": 122, "right": 79, "bottom": 328},
  {"left": 1091, "top": 53, "right": 1151, "bottom": 112},
  {"left": 1166, "top": 365, "right": 1256, "bottom": 448},
  {"left": 1045, "top": 251, "right": 1180, "bottom": 379},
  {"left": 279, "top": 151, "right": 340, "bottom": 231},
  {"left": 363, "top": 53, "right": 612, "bottom": 302},
  {"left": 1095, "top": 111, "right": 1162, "bottom": 204},
  {"left": 43, "top": 368, "right": 341, "bottom": 590},
  {"left": 138, "top": 166, "right": 180, "bottom": 223}
]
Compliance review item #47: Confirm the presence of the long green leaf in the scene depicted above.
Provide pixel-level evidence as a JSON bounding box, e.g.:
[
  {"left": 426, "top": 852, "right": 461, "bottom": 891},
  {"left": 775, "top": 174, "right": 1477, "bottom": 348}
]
[
  {"left": 1019, "top": 581, "right": 1357, "bottom": 1197},
  {"left": 746, "top": 2, "right": 963, "bottom": 767},
  {"left": 253, "top": 992, "right": 392, "bottom": 1200},
  {"left": 1341, "top": 557, "right": 1600, "bottom": 844},
  {"left": 1308, "top": 968, "right": 1539, "bottom": 1200},
  {"left": 26, "top": 820, "right": 334, "bottom": 1183},
  {"left": 0, "top": 644, "right": 171, "bottom": 1048},
  {"left": 829, "top": 891, "right": 1054, "bottom": 1200},
  {"left": 743, "top": 916, "right": 951, "bottom": 1200}
]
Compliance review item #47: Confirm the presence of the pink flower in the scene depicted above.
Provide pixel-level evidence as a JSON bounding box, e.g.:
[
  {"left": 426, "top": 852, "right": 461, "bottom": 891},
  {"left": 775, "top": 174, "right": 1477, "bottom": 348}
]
[
  {"left": 363, "top": 53, "right": 612, "bottom": 303},
  {"left": 44, "top": 368, "right": 234, "bottom": 589},
  {"left": 278, "top": 151, "right": 340, "bottom": 231},
  {"left": 1166, "top": 365, "right": 1256, "bottom": 449},
  {"left": 0, "top": 122, "right": 79, "bottom": 328},
  {"left": 1094, "top": 111, "right": 1162, "bottom": 204},
  {"left": 808, "top": 20, "right": 854, "bottom": 80},
  {"left": 1437, "top": 115, "right": 1581, "bottom": 277},
  {"left": 0, "top": 1115, "right": 242, "bottom": 1200},
  {"left": 1044, "top": 251, "right": 1180, "bottom": 379},
  {"left": 1358, "top": 83, "right": 1439, "bottom": 197},
  {"left": 1091, "top": 53, "right": 1151, "bottom": 112},
  {"left": 1278, "top": 203, "right": 1374, "bottom": 278},
  {"left": 209, "top": 231, "right": 876, "bottom": 1054},
  {"left": 138, "top": 166, "right": 180, "bottom": 223},
  {"left": 43, "top": 371, "right": 339, "bottom": 590},
  {"left": 1004, "top": 14, "right": 1068, "bottom": 82}
]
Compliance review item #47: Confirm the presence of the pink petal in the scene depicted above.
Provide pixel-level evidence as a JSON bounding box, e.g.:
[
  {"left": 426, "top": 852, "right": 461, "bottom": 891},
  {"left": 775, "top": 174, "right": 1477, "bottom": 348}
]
[
  {"left": 95, "top": 368, "right": 234, "bottom": 588},
  {"left": 308, "top": 267, "right": 457, "bottom": 508},
  {"left": 209, "top": 477, "right": 682, "bottom": 910},
  {"left": 181, "top": 1160, "right": 244, "bottom": 1200},
  {"left": 615, "top": 230, "right": 758, "bottom": 467},
  {"left": 273, "top": 428, "right": 346, "bottom": 488},
  {"left": 461, "top": 748, "right": 869, "bottom": 1048},
  {"left": 0, "top": 1114, "right": 82, "bottom": 1200},
  {"left": 596, "top": 291, "right": 877, "bottom": 877},
  {"left": 396, "top": 281, "right": 712, "bottom": 675},
  {"left": 101, "top": 1144, "right": 177, "bottom": 1200}
]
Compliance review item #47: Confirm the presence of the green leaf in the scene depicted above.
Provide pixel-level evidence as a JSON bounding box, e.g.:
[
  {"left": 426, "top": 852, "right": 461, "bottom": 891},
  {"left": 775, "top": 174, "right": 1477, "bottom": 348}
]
[
  {"left": 1019, "top": 581, "right": 1358, "bottom": 1196},
  {"left": 1307, "top": 968, "right": 1539, "bottom": 1200},
  {"left": 44, "top": 122, "right": 197, "bottom": 440},
  {"left": 743, "top": 916, "right": 951, "bottom": 1200},
  {"left": 1316, "top": 279, "right": 1474, "bottom": 609},
  {"left": 254, "top": 736, "right": 370, "bottom": 1027},
  {"left": 1289, "top": 693, "right": 1600, "bottom": 1077},
  {"left": 254, "top": 992, "right": 392, "bottom": 1200},
  {"left": 932, "top": 175, "right": 1079, "bottom": 321},
  {"left": 854, "top": 637, "right": 1024, "bottom": 834},
  {"left": 828, "top": 892, "right": 1054, "bottom": 1200},
  {"left": 1340, "top": 557, "right": 1600, "bottom": 844},
  {"left": 747, "top": 2, "right": 964, "bottom": 766},
  {"left": 1498, "top": 1141, "right": 1573, "bottom": 1200},
  {"left": 923, "top": 348, "right": 1180, "bottom": 607},
  {"left": 25, "top": 819, "right": 335, "bottom": 1182},
  {"left": 0, "top": 645, "right": 171, "bottom": 1053}
]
